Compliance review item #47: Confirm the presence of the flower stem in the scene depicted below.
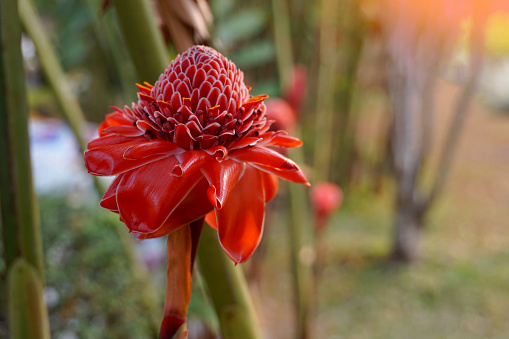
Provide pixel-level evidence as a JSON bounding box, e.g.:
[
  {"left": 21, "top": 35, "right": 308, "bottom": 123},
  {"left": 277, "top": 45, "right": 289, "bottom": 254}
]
[
  {"left": 197, "top": 225, "right": 262, "bottom": 339},
  {"left": 0, "top": 0, "right": 49, "bottom": 336},
  {"left": 112, "top": 0, "right": 170, "bottom": 83}
]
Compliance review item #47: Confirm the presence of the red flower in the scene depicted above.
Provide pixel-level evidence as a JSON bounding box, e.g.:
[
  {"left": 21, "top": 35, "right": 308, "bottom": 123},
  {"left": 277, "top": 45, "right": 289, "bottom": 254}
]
[
  {"left": 84, "top": 45, "right": 309, "bottom": 262},
  {"left": 310, "top": 182, "right": 343, "bottom": 230}
]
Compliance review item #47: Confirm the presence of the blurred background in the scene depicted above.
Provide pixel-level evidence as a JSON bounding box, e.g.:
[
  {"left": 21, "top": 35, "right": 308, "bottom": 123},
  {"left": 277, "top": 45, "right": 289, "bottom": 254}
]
[{"left": 1, "top": 0, "right": 509, "bottom": 338}]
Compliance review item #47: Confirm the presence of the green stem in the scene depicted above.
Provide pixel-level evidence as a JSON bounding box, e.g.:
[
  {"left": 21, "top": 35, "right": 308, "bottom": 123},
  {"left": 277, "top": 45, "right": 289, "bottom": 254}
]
[
  {"left": 83, "top": 0, "right": 137, "bottom": 101},
  {"left": 272, "top": 0, "right": 294, "bottom": 91},
  {"left": 18, "top": 0, "right": 104, "bottom": 194},
  {"left": 271, "top": 0, "right": 313, "bottom": 336},
  {"left": 112, "top": 0, "right": 170, "bottom": 83},
  {"left": 0, "top": 0, "right": 50, "bottom": 336},
  {"left": 8, "top": 259, "right": 51, "bottom": 339},
  {"left": 0, "top": 0, "right": 44, "bottom": 281},
  {"left": 288, "top": 148, "right": 313, "bottom": 339},
  {"left": 197, "top": 226, "right": 262, "bottom": 339},
  {"left": 19, "top": 1, "right": 161, "bottom": 335},
  {"left": 313, "top": 0, "right": 340, "bottom": 182}
]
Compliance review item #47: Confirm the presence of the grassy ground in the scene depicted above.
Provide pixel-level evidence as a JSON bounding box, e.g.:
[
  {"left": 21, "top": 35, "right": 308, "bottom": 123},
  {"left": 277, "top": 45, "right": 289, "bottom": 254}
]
[{"left": 257, "top": 80, "right": 509, "bottom": 339}]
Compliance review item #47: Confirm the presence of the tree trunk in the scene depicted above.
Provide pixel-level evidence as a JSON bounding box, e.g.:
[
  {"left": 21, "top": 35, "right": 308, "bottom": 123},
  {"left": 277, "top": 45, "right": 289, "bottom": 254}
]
[{"left": 390, "top": 205, "right": 423, "bottom": 263}]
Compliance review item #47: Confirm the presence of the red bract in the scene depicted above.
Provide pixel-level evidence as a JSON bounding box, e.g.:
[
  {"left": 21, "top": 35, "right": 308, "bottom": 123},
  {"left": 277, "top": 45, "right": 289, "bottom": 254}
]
[
  {"left": 310, "top": 182, "right": 343, "bottom": 230},
  {"left": 84, "top": 45, "right": 309, "bottom": 261}
]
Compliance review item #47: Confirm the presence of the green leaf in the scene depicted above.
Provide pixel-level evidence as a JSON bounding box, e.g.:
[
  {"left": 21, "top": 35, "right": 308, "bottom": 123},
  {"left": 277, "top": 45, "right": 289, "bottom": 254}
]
[
  {"left": 230, "top": 40, "right": 275, "bottom": 68},
  {"left": 216, "top": 9, "right": 267, "bottom": 46}
]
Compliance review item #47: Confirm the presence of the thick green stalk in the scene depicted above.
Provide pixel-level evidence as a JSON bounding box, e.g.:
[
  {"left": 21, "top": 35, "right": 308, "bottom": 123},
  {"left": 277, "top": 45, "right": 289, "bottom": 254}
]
[
  {"left": 19, "top": 0, "right": 88, "bottom": 152},
  {"left": 0, "top": 0, "right": 50, "bottom": 336},
  {"left": 83, "top": 0, "right": 137, "bottom": 101},
  {"left": 0, "top": 0, "right": 44, "bottom": 281},
  {"left": 8, "top": 259, "right": 51, "bottom": 339},
  {"left": 271, "top": 0, "right": 313, "bottom": 337},
  {"left": 313, "top": 0, "right": 340, "bottom": 182},
  {"left": 18, "top": 0, "right": 104, "bottom": 194},
  {"left": 112, "top": 0, "right": 170, "bottom": 83},
  {"left": 272, "top": 0, "right": 294, "bottom": 91},
  {"left": 197, "top": 226, "right": 262, "bottom": 339},
  {"left": 19, "top": 1, "right": 161, "bottom": 335},
  {"left": 287, "top": 148, "right": 313, "bottom": 339}
]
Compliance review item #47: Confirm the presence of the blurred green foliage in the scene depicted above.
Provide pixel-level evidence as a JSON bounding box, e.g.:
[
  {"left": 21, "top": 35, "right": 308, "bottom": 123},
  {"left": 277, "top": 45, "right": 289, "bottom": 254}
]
[
  {"left": 39, "top": 195, "right": 157, "bottom": 339},
  {"left": 211, "top": 0, "right": 279, "bottom": 97}
]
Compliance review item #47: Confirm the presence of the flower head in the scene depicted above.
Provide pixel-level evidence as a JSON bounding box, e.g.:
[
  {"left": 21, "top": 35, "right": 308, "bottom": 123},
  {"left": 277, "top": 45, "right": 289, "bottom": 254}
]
[{"left": 84, "top": 45, "right": 309, "bottom": 263}]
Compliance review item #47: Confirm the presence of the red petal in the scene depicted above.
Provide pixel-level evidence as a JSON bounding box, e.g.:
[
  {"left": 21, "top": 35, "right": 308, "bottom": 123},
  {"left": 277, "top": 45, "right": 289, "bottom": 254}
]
[
  {"left": 205, "top": 211, "right": 217, "bottom": 229},
  {"left": 84, "top": 140, "right": 171, "bottom": 176},
  {"left": 172, "top": 151, "right": 207, "bottom": 177},
  {"left": 101, "top": 125, "right": 145, "bottom": 137},
  {"left": 261, "top": 171, "right": 279, "bottom": 202},
  {"left": 230, "top": 146, "right": 299, "bottom": 171},
  {"left": 229, "top": 137, "right": 263, "bottom": 151},
  {"left": 123, "top": 139, "right": 185, "bottom": 160},
  {"left": 268, "top": 134, "right": 303, "bottom": 148},
  {"left": 99, "top": 175, "right": 122, "bottom": 212},
  {"left": 160, "top": 225, "right": 192, "bottom": 339},
  {"left": 88, "top": 134, "right": 142, "bottom": 150},
  {"left": 251, "top": 163, "right": 310, "bottom": 187},
  {"left": 200, "top": 159, "right": 245, "bottom": 209},
  {"left": 98, "top": 112, "right": 133, "bottom": 135},
  {"left": 216, "top": 166, "right": 265, "bottom": 263},
  {"left": 116, "top": 157, "right": 203, "bottom": 233},
  {"left": 138, "top": 178, "right": 212, "bottom": 239}
]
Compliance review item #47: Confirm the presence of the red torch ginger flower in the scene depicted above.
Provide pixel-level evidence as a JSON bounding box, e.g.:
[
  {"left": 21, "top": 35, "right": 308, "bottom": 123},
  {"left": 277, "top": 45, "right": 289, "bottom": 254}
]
[{"left": 84, "top": 45, "right": 309, "bottom": 262}]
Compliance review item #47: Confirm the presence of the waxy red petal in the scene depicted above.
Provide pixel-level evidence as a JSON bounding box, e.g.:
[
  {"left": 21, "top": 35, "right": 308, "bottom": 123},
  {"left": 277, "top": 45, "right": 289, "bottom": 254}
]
[
  {"left": 101, "top": 125, "right": 145, "bottom": 137},
  {"left": 84, "top": 140, "right": 171, "bottom": 176},
  {"left": 261, "top": 172, "right": 279, "bottom": 202},
  {"left": 99, "top": 175, "right": 122, "bottom": 212},
  {"left": 205, "top": 211, "right": 217, "bottom": 229},
  {"left": 137, "top": 178, "right": 212, "bottom": 239},
  {"left": 200, "top": 159, "right": 245, "bottom": 209},
  {"left": 251, "top": 163, "right": 310, "bottom": 186},
  {"left": 268, "top": 134, "right": 303, "bottom": 148},
  {"left": 214, "top": 166, "right": 265, "bottom": 263},
  {"left": 88, "top": 134, "right": 142, "bottom": 150},
  {"left": 173, "top": 150, "right": 214, "bottom": 177},
  {"left": 230, "top": 146, "right": 299, "bottom": 171},
  {"left": 98, "top": 112, "right": 133, "bottom": 135},
  {"left": 116, "top": 157, "right": 202, "bottom": 233},
  {"left": 123, "top": 139, "right": 185, "bottom": 160}
]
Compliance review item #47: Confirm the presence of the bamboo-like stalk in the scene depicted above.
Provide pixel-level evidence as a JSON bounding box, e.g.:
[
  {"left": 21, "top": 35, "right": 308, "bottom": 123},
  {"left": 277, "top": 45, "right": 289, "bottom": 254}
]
[
  {"left": 19, "top": 1, "right": 161, "bottom": 336},
  {"left": 313, "top": 0, "right": 340, "bottom": 182},
  {"left": 18, "top": 0, "right": 101, "bottom": 193},
  {"left": 271, "top": 0, "right": 313, "bottom": 337},
  {"left": 8, "top": 259, "right": 51, "bottom": 339},
  {"left": 197, "top": 226, "right": 263, "bottom": 339},
  {"left": 83, "top": 0, "right": 138, "bottom": 101},
  {"left": 112, "top": 0, "right": 170, "bottom": 83},
  {"left": 0, "top": 0, "right": 50, "bottom": 336},
  {"left": 272, "top": 0, "right": 294, "bottom": 91}
]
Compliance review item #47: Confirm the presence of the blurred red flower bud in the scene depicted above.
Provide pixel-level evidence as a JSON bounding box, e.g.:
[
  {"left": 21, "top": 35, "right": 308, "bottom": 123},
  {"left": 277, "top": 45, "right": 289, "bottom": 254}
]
[
  {"left": 310, "top": 182, "right": 343, "bottom": 230},
  {"left": 265, "top": 98, "right": 298, "bottom": 133},
  {"left": 284, "top": 64, "right": 307, "bottom": 114}
]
